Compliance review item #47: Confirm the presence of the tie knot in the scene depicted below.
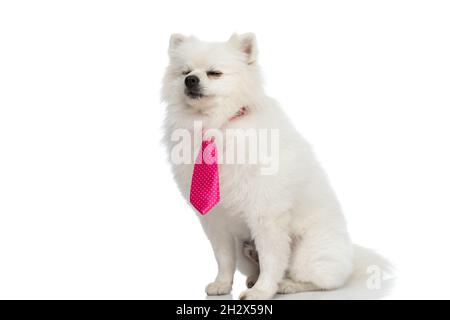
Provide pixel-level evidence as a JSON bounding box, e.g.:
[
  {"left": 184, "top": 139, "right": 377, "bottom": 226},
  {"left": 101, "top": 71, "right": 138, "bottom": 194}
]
[{"left": 200, "top": 140, "right": 217, "bottom": 165}]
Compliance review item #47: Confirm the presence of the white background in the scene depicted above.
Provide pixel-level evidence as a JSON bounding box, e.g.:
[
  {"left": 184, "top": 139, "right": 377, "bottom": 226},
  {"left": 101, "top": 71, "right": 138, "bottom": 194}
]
[{"left": 1, "top": 0, "right": 449, "bottom": 299}]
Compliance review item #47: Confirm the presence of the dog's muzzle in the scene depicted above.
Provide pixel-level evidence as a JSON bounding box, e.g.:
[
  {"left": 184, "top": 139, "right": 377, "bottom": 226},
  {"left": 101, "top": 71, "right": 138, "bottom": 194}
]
[{"left": 185, "top": 75, "right": 203, "bottom": 99}]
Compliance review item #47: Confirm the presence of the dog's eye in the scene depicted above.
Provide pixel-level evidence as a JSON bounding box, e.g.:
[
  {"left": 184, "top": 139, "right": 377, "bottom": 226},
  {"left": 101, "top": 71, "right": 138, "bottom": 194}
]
[
  {"left": 207, "top": 70, "right": 223, "bottom": 78},
  {"left": 182, "top": 70, "right": 191, "bottom": 76}
]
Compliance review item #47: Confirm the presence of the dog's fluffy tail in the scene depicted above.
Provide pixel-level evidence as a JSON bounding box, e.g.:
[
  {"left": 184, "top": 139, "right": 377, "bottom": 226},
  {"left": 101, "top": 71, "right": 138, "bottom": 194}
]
[
  {"left": 332, "top": 245, "right": 395, "bottom": 299},
  {"left": 352, "top": 245, "right": 393, "bottom": 279}
]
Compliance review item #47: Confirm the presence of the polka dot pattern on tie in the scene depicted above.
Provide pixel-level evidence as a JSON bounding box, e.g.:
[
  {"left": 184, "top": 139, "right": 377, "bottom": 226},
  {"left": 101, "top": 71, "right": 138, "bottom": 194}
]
[{"left": 189, "top": 139, "right": 221, "bottom": 215}]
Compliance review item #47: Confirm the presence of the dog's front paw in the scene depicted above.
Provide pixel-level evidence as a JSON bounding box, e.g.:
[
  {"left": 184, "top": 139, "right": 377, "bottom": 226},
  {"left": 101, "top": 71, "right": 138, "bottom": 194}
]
[
  {"left": 239, "top": 288, "right": 274, "bottom": 300},
  {"left": 205, "top": 281, "right": 232, "bottom": 296}
]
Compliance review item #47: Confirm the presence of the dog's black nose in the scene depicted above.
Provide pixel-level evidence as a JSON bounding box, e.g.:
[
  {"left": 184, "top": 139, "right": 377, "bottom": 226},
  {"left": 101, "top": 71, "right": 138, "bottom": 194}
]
[{"left": 185, "top": 75, "right": 200, "bottom": 89}]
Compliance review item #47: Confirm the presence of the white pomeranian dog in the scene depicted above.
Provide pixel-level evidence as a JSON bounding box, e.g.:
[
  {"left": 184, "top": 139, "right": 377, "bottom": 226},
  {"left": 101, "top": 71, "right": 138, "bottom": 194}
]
[{"left": 162, "top": 33, "right": 353, "bottom": 300}]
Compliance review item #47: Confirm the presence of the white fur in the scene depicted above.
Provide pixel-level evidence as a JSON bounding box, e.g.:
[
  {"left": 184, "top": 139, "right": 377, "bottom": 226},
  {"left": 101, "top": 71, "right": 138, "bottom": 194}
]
[{"left": 162, "top": 34, "right": 353, "bottom": 300}]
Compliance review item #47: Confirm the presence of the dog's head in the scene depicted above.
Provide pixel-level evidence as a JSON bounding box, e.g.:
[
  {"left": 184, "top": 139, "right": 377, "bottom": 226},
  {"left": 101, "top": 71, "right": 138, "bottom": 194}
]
[{"left": 162, "top": 33, "right": 262, "bottom": 112}]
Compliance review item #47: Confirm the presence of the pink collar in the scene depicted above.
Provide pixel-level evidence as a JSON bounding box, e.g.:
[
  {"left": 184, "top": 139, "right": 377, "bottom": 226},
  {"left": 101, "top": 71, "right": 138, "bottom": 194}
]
[{"left": 228, "top": 106, "right": 248, "bottom": 122}]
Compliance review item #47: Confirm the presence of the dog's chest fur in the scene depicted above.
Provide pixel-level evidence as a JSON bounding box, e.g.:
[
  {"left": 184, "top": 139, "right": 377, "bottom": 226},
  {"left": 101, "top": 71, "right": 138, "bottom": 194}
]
[{"left": 170, "top": 130, "right": 261, "bottom": 215}]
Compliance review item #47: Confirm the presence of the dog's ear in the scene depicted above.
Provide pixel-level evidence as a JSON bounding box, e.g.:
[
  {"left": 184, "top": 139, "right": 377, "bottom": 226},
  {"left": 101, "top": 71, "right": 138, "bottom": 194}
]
[
  {"left": 228, "top": 33, "right": 258, "bottom": 64},
  {"left": 168, "top": 33, "right": 187, "bottom": 54}
]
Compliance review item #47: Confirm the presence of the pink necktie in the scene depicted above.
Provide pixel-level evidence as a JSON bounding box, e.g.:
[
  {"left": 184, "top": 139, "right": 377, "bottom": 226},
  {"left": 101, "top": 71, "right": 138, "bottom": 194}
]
[{"left": 189, "top": 139, "right": 220, "bottom": 215}]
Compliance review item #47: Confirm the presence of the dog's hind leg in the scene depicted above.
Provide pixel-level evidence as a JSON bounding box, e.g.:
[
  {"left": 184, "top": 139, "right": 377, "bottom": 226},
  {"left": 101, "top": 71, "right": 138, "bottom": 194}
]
[
  {"left": 286, "top": 224, "right": 353, "bottom": 291},
  {"left": 241, "top": 239, "right": 321, "bottom": 294},
  {"left": 277, "top": 278, "right": 321, "bottom": 294}
]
